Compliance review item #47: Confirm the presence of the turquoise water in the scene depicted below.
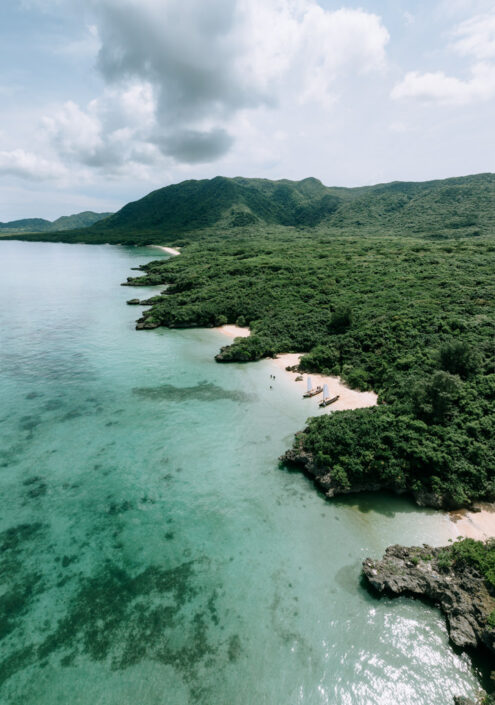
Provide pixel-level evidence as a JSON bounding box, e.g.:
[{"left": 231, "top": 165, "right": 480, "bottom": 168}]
[{"left": 0, "top": 241, "right": 483, "bottom": 704}]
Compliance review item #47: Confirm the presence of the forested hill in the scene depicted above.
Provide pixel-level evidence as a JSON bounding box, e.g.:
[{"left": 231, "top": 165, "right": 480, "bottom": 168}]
[
  {"left": 6, "top": 173, "right": 495, "bottom": 244},
  {"left": 0, "top": 211, "right": 112, "bottom": 235}
]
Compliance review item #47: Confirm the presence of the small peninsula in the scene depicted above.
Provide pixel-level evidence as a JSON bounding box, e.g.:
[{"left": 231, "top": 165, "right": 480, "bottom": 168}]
[{"left": 363, "top": 539, "right": 495, "bottom": 655}]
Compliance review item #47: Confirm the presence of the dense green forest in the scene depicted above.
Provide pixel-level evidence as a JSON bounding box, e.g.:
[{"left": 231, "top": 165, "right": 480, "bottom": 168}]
[
  {"left": 6, "top": 173, "right": 495, "bottom": 244},
  {"left": 125, "top": 222, "right": 495, "bottom": 509},
  {"left": 0, "top": 211, "right": 112, "bottom": 235}
]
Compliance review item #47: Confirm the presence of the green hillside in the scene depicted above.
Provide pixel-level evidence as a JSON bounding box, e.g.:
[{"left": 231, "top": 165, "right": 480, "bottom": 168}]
[
  {"left": 0, "top": 211, "right": 112, "bottom": 235},
  {"left": 7, "top": 173, "right": 495, "bottom": 244},
  {"left": 68, "top": 175, "right": 341, "bottom": 243}
]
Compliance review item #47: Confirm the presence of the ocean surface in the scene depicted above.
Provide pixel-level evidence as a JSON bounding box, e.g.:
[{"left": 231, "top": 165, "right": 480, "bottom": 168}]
[{"left": 0, "top": 241, "right": 484, "bottom": 704}]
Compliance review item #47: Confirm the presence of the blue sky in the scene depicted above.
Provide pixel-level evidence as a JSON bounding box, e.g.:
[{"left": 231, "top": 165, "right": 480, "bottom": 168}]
[{"left": 1, "top": 0, "right": 495, "bottom": 219}]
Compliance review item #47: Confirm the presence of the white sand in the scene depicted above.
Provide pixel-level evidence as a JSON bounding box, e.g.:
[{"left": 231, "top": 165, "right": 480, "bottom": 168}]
[
  {"left": 149, "top": 245, "right": 181, "bottom": 256},
  {"left": 272, "top": 353, "right": 378, "bottom": 412},
  {"left": 448, "top": 504, "right": 495, "bottom": 541},
  {"left": 214, "top": 325, "right": 251, "bottom": 338}
]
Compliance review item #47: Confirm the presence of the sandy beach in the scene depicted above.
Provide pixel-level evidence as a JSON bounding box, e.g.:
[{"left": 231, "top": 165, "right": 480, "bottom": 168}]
[
  {"left": 272, "top": 353, "right": 378, "bottom": 413},
  {"left": 149, "top": 245, "right": 181, "bottom": 256},
  {"left": 448, "top": 504, "right": 495, "bottom": 541},
  {"left": 214, "top": 325, "right": 251, "bottom": 338}
]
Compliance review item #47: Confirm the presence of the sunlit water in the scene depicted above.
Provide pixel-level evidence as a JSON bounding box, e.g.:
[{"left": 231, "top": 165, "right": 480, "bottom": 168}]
[{"left": 0, "top": 241, "right": 484, "bottom": 704}]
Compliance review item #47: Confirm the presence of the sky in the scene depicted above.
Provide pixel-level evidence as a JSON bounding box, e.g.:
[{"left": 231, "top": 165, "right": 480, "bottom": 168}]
[{"left": 1, "top": 0, "right": 495, "bottom": 220}]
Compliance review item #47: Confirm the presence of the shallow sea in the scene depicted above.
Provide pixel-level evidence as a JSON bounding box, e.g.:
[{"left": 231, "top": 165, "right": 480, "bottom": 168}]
[{"left": 0, "top": 241, "right": 485, "bottom": 704}]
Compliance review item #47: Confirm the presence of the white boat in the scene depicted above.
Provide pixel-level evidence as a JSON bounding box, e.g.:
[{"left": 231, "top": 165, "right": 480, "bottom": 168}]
[
  {"left": 319, "top": 383, "right": 339, "bottom": 407},
  {"left": 303, "top": 376, "right": 323, "bottom": 398}
]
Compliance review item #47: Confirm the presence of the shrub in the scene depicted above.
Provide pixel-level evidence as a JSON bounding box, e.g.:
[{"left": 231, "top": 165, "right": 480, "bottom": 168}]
[
  {"left": 439, "top": 340, "right": 481, "bottom": 379},
  {"left": 329, "top": 306, "right": 352, "bottom": 332}
]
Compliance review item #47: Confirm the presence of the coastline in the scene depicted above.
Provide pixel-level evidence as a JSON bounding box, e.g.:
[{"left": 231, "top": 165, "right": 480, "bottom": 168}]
[
  {"left": 211, "top": 331, "right": 495, "bottom": 543},
  {"left": 271, "top": 355, "right": 495, "bottom": 541},
  {"left": 148, "top": 245, "right": 181, "bottom": 256}
]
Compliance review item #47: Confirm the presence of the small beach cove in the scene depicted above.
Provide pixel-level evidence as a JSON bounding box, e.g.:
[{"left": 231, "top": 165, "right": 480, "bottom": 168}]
[{"left": 213, "top": 325, "right": 495, "bottom": 544}]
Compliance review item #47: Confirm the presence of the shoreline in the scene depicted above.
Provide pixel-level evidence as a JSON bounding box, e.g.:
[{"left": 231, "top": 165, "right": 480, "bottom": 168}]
[
  {"left": 148, "top": 245, "right": 181, "bottom": 256},
  {"left": 271, "top": 356, "right": 495, "bottom": 541}
]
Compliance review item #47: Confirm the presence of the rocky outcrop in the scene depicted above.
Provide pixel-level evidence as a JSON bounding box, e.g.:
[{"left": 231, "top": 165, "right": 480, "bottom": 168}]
[
  {"left": 136, "top": 317, "right": 160, "bottom": 330},
  {"left": 126, "top": 298, "right": 141, "bottom": 305},
  {"left": 362, "top": 544, "right": 495, "bottom": 656}
]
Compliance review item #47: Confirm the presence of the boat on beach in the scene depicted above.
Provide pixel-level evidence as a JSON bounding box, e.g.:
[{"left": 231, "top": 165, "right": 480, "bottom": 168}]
[
  {"left": 319, "top": 383, "right": 339, "bottom": 407},
  {"left": 303, "top": 376, "right": 323, "bottom": 398}
]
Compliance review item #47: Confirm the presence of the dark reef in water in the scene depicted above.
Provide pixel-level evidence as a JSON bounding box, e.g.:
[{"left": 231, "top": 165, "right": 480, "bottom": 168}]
[
  {"left": 0, "top": 550, "right": 243, "bottom": 703},
  {"left": 133, "top": 381, "right": 256, "bottom": 403}
]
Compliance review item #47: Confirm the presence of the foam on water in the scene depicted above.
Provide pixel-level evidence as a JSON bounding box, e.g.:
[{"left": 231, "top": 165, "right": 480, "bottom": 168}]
[{"left": 0, "top": 241, "right": 483, "bottom": 704}]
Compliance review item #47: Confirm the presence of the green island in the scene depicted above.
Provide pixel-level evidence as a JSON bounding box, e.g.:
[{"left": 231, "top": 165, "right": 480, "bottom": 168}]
[{"left": 7, "top": 173, "right": 495, "bottom": 694}]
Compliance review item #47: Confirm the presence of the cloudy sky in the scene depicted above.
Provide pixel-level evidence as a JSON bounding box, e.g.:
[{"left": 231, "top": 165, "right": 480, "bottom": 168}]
[{"left": 1, "top": 0, "right": 495, "bottom": 219}]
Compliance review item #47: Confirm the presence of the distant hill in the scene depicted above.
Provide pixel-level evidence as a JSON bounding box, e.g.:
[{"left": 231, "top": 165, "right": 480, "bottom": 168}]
[
  {"left": 4, "top": 173, "right": 495, "bottom": 244},
  {"left": 82, "top": 176, "right": 341, "bottom": 242},
  {"left": 0, "top": 211, "right": 112, "bottom": 235}
]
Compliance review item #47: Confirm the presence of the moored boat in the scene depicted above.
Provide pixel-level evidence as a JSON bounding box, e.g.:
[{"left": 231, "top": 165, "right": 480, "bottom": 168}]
[
  {"left": 303, "top": 376, "right": 323, "bottom": 398},
  {"left": 319, "top": 383, "right": 339, "bottom": 407}
]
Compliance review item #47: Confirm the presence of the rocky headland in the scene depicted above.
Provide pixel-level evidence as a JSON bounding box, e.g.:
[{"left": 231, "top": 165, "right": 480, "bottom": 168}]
[{"left": 362, "top": 543, "right": 495, "bottom": 656}]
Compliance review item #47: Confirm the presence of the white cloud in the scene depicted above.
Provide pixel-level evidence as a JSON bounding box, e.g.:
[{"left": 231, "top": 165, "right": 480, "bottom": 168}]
[
  {"left": 452, "top": 13, "right": 495, "bottom": 60},
  {"left": 0, "top": 149, "right": 66, "bottom": 180},
  {"left": 7, "top": 0, "right": 390, "bottom": 178},
  {"left": 392, "top": 62, "right": 495, "bottom": 105},
  {"left": 41, "top": 83, "right": 159, "bottom": 169},
  {"left": 81, "top": 0, "right": 389, "bottom": 163},
  {"left": 43, "top": 100, "right": 102, "bottom": 160},
  {"left": 393, "top": 10, "right": 495, "bottom": 106}
]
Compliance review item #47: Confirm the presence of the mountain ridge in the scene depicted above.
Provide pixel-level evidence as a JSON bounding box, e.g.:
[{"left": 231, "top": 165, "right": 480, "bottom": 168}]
[{"left": 4, "top": 172, "right": 495, "bottom": 244}]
